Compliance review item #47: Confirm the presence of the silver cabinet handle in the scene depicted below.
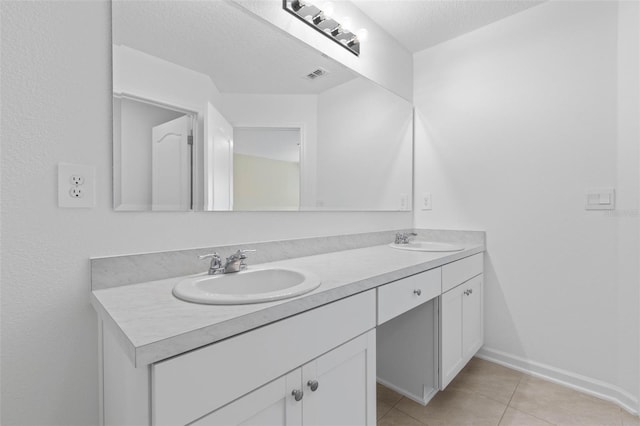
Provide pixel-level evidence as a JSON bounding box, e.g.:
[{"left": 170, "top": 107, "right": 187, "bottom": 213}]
[
  {"left": 469, "top": 289, "right": 473, "bottom": 294},
  {"left": 464, "top": 290, "right": 469, "bottom": 296},
  {"left": 292, "top": 389, "right": 304, "bottom": 401},
  {"left": 414, "top": 289, "right": 422, "bottom": 296},
  {"left": 307, "top": 380, "right": 319, "bottom": 392}
]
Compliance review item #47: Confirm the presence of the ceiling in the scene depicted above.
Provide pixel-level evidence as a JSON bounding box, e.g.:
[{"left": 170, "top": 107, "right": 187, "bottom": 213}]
[
  {"left": 113, "top": 0, "right": 356, "bottom": 94},
  {"left": 352, "top": 0, "right": 546, "bottom": 53},
  {"left": 113, "top": 0, "right": 546, "bottom": 93}
]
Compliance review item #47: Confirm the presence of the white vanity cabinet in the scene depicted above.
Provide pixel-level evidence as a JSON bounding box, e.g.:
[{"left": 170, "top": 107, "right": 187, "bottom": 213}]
[
  {"left": 194, "top": 330, "right": 376, "bottom": 426},
  {"left": 376, "top": 253, "right": 484, "bottom": 402},
  {"left": 102, "top": 290, "right": 376, "bottom": 426},
  {"left": 192, "top": 370, "right": 302, "bottom": 426},
  {"left": 301, "top": 330, "right": 376, "bottom": 426},
  {"left": 439, "top": 254, "right": 484, "bottom": 389},
  {"left": 376, "top": 268, "right": 440, "bottom": 404},
  {"left": 377, "top": 268, "right": 441, "bottom": 325},
  {"left": 97, "top": 246, "right": 487, "bottom": 426}
]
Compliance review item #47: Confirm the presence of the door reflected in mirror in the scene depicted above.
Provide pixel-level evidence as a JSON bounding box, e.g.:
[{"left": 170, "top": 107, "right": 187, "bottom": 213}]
[
  {"left": 113, "top": 95, "right": 196, "bottom": 211},
  {"left": 112, "top": 0, "right": 413, "bottom": 212}
]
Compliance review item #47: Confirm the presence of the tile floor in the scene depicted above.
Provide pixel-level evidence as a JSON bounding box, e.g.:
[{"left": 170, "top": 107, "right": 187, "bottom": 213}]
[{"left": 377, "top": 358, "right": 640, "bottom": 426}]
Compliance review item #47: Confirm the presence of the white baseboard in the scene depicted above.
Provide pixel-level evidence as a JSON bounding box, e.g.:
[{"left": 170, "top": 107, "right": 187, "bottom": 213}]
[
  {"left": 476, "top": 347, "right": 639, "bottom": 416},
  {"left": 376, "top": 377, "right": 438, "bottom": 406}
]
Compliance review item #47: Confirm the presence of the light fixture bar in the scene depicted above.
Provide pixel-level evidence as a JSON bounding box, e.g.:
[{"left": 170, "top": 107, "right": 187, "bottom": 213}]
[{"left": 283, "top": 0, "right": 361, "bottom": 56}]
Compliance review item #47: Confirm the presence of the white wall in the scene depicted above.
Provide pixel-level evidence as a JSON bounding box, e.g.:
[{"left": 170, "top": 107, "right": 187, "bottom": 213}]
[
  {"left": 233, "top": 0, "right": 413, "bottom": 101},
  {"left": 113, "top": 45, "right": 221, "bottom": 113},
  {"left": 316, "top": 78, "right": 413, "bottom": 210},
  {"left": 414, "top": 0, "right": 639, "bottom": 411},
  {"left": 616, "top": 0, "right": 640, "bottom": 406},
  {"left": 234, "top": 154, "right": 300, "bottom": 211},
  {"left": 0, "top": 2, "right": 412, "bottom": 425}
]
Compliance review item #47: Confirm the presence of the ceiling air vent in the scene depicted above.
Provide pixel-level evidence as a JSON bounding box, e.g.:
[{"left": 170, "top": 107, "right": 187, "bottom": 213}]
[{"left": 305, "top": 67, "right": 329, "bottom": 80}]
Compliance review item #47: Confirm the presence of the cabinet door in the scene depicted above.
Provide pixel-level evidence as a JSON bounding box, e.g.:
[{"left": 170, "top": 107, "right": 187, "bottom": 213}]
[
  {"left": 193, "top": 370, "right": 302, "bottom": 426},
  {"left": 302, "top": 330, "right": 376, "bottom": 426},
  {"left": 439, "top": 284, "right": 464, "bottom": 389},
  {"left": 440, "top": 275, "right": 484, "bottom": 390},
  {"left": 462, "top": 275, "right": 483, "bottom": 360}
]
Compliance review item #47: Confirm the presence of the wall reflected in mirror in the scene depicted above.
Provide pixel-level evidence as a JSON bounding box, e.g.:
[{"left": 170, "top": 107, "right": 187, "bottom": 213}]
[
  {"left": 234, "top": 127, "right": 301, "bottom": 211},
  {"left": 112, "top": 0, "right": 413, "bottom": 211}
]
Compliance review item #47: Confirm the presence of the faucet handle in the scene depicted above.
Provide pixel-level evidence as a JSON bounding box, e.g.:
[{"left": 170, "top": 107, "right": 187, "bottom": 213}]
[
  {"left": 199, "top": 253, "right": 222, "bottom": 267},
  {"left": 224, "top": 249, "right": 256, "bottom": 272},
  {"left": 200, "top": 253, "right": 223, "bottom": 274},
  {"left": 199, "top": 253, "right": 220, "bottom": 261},
  {"left": 235, "top": 249, "right": 256, "bottom": 259}
]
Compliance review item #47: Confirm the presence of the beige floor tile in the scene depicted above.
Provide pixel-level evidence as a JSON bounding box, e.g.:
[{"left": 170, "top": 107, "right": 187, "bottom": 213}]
[
  {"left": 396, "top": 389, "right": 507, "bottom": 426},
  {"left": 378, "top": 401, "right": 394, "bottom": 421},
  {"left": 378, "top": 408, "right": 427, "bottom": 426},
  {"left": 499, "top": 407, "right": 555, "bottom": 426},
  {"left": 448, "top": 358, "right": 523, "bottom": 405},
  {"left": 621, "top": 410, "right": 640, "bottom": 426},
  {"left": 378, "top": 383, "right": 404, "bottom": 407},
  {"left": 509, "top": 376, "right": 621, "bottom": 426}
]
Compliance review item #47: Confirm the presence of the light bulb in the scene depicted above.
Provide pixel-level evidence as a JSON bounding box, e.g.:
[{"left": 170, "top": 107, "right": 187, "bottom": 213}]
[
  {"left": 340, "top": 16, "right": 352, "bottom": 32},
  {"left": 356, "top": 28, "right": 368, "bottom": 42},
  {"left": 321, "top": 2, "right": 334, "bottom": 19}
]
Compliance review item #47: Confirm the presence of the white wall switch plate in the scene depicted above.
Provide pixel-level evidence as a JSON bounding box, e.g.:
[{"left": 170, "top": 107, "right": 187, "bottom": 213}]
[
  {"left": 421, "top": 192, "right": 432, "bottom": 210},
  {"left": 585, "top": 187, "right": 615, "bottom": 210},
  {"left": 400, "top": 193, "right": 409, "bottom": 210},
  {"left": 58, "top": 163, "right": 96, "bottom": 208}
]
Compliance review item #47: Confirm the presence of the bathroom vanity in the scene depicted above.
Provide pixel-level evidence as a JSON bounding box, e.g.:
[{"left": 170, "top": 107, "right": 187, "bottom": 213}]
[
  {"left": 98, "top": 1, "right": 489, "bottom": 423},
  {"left": 91, "top": 231, "right": 484, "bottom": 426}
]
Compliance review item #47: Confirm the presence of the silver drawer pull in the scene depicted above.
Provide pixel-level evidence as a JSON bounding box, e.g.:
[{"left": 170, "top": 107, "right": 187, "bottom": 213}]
[
  {"left": 292, "top": 389, "right": 304, "bottom": 401},
  {"left": 307, "top": 380, "right": 319, "bottom": 392},
  {"left": 413, "top": 289, "right": 422, "bottom": 296}
]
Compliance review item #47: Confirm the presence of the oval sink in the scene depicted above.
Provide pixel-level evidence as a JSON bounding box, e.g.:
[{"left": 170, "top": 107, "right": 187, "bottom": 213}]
[
  {"left": 173, "top": 267, "right": 321, "bottom": 305},
  {"left": 389, "top": 241, "right": 464, "bottom": 252}
]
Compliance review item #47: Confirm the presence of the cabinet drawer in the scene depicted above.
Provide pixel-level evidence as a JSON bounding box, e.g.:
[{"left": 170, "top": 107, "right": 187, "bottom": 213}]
[
  {"left": 377, "top": 268, "right": 441, "bottom": 325},
  {"left": 152, "top": 290, "right": 376, "bottom": 426},
  {"left": 442, "top": 253, "right": 483, "bottom": 293}
]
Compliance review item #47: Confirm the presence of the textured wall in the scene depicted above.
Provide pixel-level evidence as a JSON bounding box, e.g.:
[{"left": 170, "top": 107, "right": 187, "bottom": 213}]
[
  {"left": 414, "top": 0, "right": 639, "bottom": 411},
  {"left": 0, "top": 1, "right": 412, "bottom": 424}
]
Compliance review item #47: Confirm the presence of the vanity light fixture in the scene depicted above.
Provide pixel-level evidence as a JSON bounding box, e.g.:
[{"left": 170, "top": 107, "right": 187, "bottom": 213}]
[{"left": 283, "top": 0, "right": 361, "bottom": 56}]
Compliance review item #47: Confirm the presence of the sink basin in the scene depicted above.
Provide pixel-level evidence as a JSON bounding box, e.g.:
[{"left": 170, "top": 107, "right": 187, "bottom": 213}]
[
  {"left": 389, "top": 241, "right": 464, "bottom": 252},
  {"left": 172, "top": 267, "right": 321, "bottom": 305}
]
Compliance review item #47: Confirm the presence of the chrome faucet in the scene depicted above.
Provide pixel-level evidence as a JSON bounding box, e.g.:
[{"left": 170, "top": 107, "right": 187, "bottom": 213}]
[
  {"left": 199, "top": 249, "right": 256, "bottom": 275},
  {"left": 223, "top": 249, "right": 256, "bottom": 273},
  {"left": 395, "top": 232, "right": 417, "bottom": 244},
  {"left": 199, "top": 253, "right": 223, "bottom": 275}
]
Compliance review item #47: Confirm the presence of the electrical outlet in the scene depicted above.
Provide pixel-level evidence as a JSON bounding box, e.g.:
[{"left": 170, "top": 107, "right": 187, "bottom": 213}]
[
  {"left": 421, "top": 192, "right": 432, "bottom": 210},
  {"left": 69, "top": 187, "right": 84, "bottom": 198},
  {"left": 58, "top": 163, "right": 95, "bottom": 208},
  {"left": 70, "top": 175, "right": 84, "bottom": 185}
]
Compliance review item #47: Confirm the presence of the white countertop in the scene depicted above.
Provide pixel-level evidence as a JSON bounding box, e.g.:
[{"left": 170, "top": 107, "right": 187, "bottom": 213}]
[{"left": 91, "top": 243, "right": 484, "bottom": 367}]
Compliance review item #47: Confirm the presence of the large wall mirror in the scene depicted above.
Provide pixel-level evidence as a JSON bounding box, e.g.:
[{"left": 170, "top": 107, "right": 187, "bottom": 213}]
[{"left": 112, "top": 0, "right": 413, "bottom": 211}]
